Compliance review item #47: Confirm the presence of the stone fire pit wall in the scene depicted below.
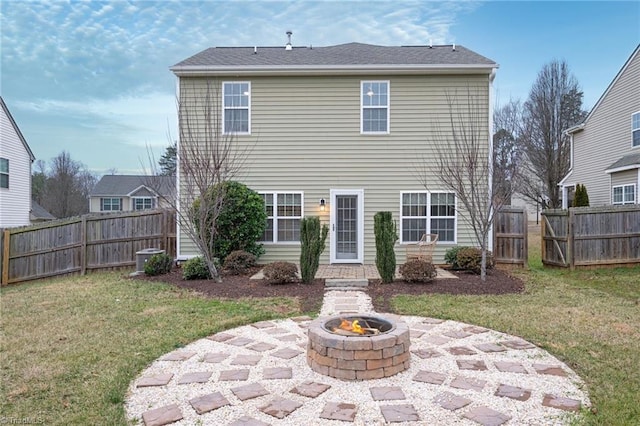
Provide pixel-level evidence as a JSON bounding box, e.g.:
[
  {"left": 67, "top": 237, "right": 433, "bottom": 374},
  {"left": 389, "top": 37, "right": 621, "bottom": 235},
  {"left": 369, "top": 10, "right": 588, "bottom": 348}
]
[{"left": 306, "top": 315, "right": 411, "bottom": 380}]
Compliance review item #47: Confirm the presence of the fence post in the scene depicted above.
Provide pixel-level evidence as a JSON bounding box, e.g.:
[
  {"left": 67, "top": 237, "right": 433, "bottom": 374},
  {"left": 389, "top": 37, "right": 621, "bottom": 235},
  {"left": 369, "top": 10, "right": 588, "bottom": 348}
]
[
  {"left": 2, "top": 229, "right": 10, "bottom": 285},
  {"left": 540, "top": 213, "right": 546, "bottom": 264},
  {"left": 568, "top": 208, "right": 574, "bottom": 270},
  {"left": 81, "top": 215, "right": 87, "bottom": 275}
]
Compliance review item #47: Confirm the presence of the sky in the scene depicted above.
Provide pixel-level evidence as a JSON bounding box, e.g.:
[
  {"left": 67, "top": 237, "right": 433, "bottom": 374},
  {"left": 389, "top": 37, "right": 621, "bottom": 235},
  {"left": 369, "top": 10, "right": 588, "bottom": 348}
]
[{"left": 1, "top": 1, "right": 639, "bottom": 176}]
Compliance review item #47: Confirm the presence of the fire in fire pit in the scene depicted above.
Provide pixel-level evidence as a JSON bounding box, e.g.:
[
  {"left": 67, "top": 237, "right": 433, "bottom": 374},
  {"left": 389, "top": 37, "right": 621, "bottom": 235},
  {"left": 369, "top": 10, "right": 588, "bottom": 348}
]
[{"left": 326, "top": 316, "right": 392, "bottom": 336}]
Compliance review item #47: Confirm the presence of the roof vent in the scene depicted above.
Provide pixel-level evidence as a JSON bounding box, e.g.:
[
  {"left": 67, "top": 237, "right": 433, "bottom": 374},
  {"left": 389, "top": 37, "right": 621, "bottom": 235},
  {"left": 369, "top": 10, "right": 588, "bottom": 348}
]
[
  {"left": 285, "top": 30, "right": 292, "bottom": 51},
  {"left": 452, "top": 43, "right": 456, "bottom": 51},
  {"left": 429, "top": 39, "right": 433, "bottom": 48},
  {"left": 254, "top": 46, "right": 257, "bottom": 54}
]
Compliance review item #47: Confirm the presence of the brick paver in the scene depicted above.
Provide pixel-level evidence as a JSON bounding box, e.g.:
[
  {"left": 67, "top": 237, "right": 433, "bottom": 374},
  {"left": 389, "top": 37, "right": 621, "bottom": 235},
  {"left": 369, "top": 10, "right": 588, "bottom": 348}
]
[
  {"left": 463, "top": 406, "right": 512, "bottom": 426},
  {"left": 219, "top": 369, "right": 250, "bottom": 381},
  {"left": 230, "top": 382, "right": 269, "bottom": 401},
  {"left": 260, "top": 396, "right": 303, "bottom": 419},
  {"left": 413, "top": 370, "right": 447, "bottom": 385},
  {"left": 533, "top": 363, "right": 567, "bottom": 376},
  {"left": 137, "top": 373, "right": 173, "bottom": 387},
  {"left": 263, "top": 367, "right": 292, "bottom": 379},
  {"left": 177, "top": 371, "right": 211, "bottom": 384},
  {"left": 188, "top": 392, "right": 230, "bottom": 414},
  {"left": 380, "top": 404, "right": 420, "bottom": 422},
  {"left": 434, "top": 391, "right": 472, "bottom": 411},
  {"left": 319, "top": 402, "right": 358, "bottom": 422},
  {"left": 448, "top": 346, "right": 477, "bottom": 355},
  {"left": 228, "top": 416, "right": 269, "bottom": 426},
  {"left": 202, "top": 352, "right": 229, "bottom": 363},
  {"left": 141, "top": 404, "right": 182, "bottom": 426},
  {"left": 542, "top": 394, "right": 582, "bottom": 411},
  {"left": 271, "top": 348, "right": 302, "bottom": 359},
  {"left": 230, "top": 354, "right": 262, "bottom": 365},
  {"left": 160, "top": 351, "right": 196, "bottom": 361},
  {"left": 290, "top": 381, "right": 331, "bottom": 398},
  {"left": 495, "top": 384, "right": 532, "bottom": 401},
  {"left": 370, "top": 386, "right": 405, "bottom": 400},
  {"left": 494, "top": 361, "right": 528, "bottom": 373}
]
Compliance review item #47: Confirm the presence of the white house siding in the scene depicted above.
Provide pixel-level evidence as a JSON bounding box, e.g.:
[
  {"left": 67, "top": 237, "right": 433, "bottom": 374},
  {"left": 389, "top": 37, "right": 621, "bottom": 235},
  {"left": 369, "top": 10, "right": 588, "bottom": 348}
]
[
  {"left": 0, "top": 106, "right": 32, "bottom": 228},
  {"left": 178, "top": 74, "right": 491, "bottom": 264},
  {"left": 563, "top": 49, "right": 640, "bottom": 207}
]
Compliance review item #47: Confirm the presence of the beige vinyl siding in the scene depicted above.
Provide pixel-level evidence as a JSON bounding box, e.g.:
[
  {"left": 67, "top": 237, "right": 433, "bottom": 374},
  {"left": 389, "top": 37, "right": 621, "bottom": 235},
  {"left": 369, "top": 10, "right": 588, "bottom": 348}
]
[
  {"left": 178, "top": 74, "right": 490, "bottom": 263},
  {"left": 567, "top": 51, "right": 640, "bottom": 206}
]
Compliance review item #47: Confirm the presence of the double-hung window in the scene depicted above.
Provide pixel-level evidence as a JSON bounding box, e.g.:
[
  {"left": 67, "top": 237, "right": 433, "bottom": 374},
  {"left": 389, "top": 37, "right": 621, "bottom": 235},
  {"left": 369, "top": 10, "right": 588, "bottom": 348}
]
[
  {"left": 260, "top": 192, "right": 303, "bottom": 243},
  {"left": 613, "top": 184, "right": 636, "bottom": 205},
  {"left": 0, "top": 158, "right": 8, "bottom": 189},
  {"left": 400, "top": 192, "right": 456, "bottom": 243},
  {"left": 633, "top": 112, "right": 640, "bottom": 147},
  {"left": 101, "top": 198, "right": 122, "bottom": 211},
  {"left": 133, "top": 197, "right": 154, "bottom": 210},
  {"left": 223, "top": 82, "right": 250, "bottom": 134},
  {"left": 361, "top": 81, "right": 389, "bottom": 133}
]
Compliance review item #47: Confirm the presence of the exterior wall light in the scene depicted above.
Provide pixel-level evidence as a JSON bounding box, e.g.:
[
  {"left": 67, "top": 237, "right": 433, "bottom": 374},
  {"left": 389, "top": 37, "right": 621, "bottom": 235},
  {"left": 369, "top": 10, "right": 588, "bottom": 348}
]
[{"left": 319, "top": 198, "right": 326, "bottom": 211}]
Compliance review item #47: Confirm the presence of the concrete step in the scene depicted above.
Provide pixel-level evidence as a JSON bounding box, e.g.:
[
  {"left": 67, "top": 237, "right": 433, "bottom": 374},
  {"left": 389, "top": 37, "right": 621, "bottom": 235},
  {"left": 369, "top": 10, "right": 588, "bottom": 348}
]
[{"left": 325, "top": 278, "right": 369, "bottom": 288}]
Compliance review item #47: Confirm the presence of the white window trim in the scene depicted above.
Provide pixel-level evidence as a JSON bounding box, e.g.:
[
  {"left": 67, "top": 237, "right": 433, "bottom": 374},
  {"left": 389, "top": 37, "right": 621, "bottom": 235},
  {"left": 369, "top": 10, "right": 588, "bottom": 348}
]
[
  {"left": 101, "top": 197, "right": 122, "bottom": 211},
  {"left": 0, "top": 157, "right": 8, "bottom": 189},
  {"left": 632, "top": 111, "right": 640, "bottom": 148},
  {"left": 132, "top": 196, "right": 155, "bottom": 210},
  {"left": 222, "top": 81, "right": 251, "bottom": 135},
  {"left": 612, "top": 184, "right": 636, "bottom": 205},
  {"left": 361, "top": 80, "right": 390, "bottom": 134},
  {"left": 259, "top": 191, "right": 304, "bottom": 244},
  {"left": 399, "top": 191, "right": 457, "bottom": 244}
]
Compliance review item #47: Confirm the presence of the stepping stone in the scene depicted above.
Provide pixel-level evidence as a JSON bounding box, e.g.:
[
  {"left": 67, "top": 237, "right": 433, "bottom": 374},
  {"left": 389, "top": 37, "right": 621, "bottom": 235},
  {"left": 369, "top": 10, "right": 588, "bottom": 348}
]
[
  {"left": 260, "top": 396, "right": 303, "bottom": 419},
  {"left": 226, "top": 337, "right": 254, "bottom": 347},
  {"left": 263, "top": 367, "right": 292, "bottom": 379},
  {"left": 411, "top": 323, "right": 434, "bottom": 331},
  {"left": 450, "top": 376, "right": 486, "bottom": 392},
  {"left": 494, "top": 361, "right": 528, "bottom": 374},
  {"left": 380, "top": 404, "right": 420, "bottom": 422},
  {"left": 177, "top": 371, "right": 212, "bottom": 384},
  {"left": 542, "top": 394, "right": 582, "bottom": 411},
  {"left": 495, "top": 384, "right": 531, "bottom": 401},
  {"left": 231, "top": 354, "right": 262, "bottom": 365},
  {"left": 227, "top": 416, "right": 269, "bottom": 426},
  {"left": 422, "top": 318, "right": 445, "bottom": 324},
  {"left": 142, "top": 404, "right": 182, "bottom": 426},
  {"left": 463, "top": 406, "right": 511, "bottom": 426},
  {"left": 248, "top": 342, "right": 276, "bottom": 352},
  {"left": 219, "top": 369, "right": 250, "bottom": 381},
  {"left": 423, "top": 336, "right": 451, "bottom": 345},
  {"left": 207, "top": 332, "right": 234, "bottom": 342},
  {"left": 457, "top": 359, "right": 488, "bottom": 371},
  {"left": 413, "top": 370, "right": 447, "bottom": 385},
  {"left": 203, "top": 352, "right": 229, "bottom": 363},
  {"left": 271, "top": 348, "right": 302, "bottom": 359},
  {"left": 474, "top": 343, "right": 506, "bottom": 353},
  {"left": 161, "top": 351, "right": 196, "bottom": 361},
  {"left": 231, "top": 383, "right": 269, "bottom": 401},
  {"left": 291, "top": 381, "right": 331, "bottom": 398},
  {"left": 137, "top": 373, "right": 173, "bottom": 387},
  {"left": 410, "top": 329, "right": 425, "bottom": 338},
  {"left": 434, "top": 392, "right": 472, "bottom": 411},
  {"left": 251, "top": 321, "right": 276, "bottom": 329},
  {"left": 189, "top": 392, "right": 230, "bottom": 414},
  {"left": 443, "top": 330, "right": 472, "bottom": 339},
  {"left": 370, "top": 386, "right": 406, "bottom": 401},
  {"left": 463, "top": 325, "right": 489, "bottom": 334},
  {"left": 501, "top": 339, "right": 536, "bottom": 350},
  {"left": 275, "top": 334, "right": 299, "bottom": 342},
  {"left": 319, "top": 402, "right": 358, "bottom": 422},
  {"left": 448, "top": 346, "right": 477, "bottom": 356},
  {"left": 264, "top": 327, "right": 289, "bottom": 335},
  {"left": 412, "top": 348, "right": 443, "bottom": 359},
  {"left": 291, "top": 315, "right": 313, "bottom": 322},
  {"left": 533, "top": 364, "right": 567, "bottom": 377}
]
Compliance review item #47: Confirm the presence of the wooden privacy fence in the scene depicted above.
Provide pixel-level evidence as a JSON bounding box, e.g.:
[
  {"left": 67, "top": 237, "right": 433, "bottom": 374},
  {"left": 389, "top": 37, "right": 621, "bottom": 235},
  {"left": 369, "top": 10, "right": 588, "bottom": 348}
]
[
  {"left": 493, "top": 206, "right": 528, "bottom": 267},
  {"left": 1, "top": 209, "right": 176, "bottom": 285},
  {"left": 541, "top": 205, "right": 640, "bottom": 269}
]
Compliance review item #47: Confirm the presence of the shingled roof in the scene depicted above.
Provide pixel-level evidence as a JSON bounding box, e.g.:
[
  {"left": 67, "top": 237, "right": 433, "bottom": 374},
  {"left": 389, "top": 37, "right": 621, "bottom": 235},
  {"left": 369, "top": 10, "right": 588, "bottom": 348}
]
[
  {"left": 171, "top": 42, "right": 497, "bottom": 75},
  {"left": 90, "top": 175, "right": 174, "bottom": 197}
]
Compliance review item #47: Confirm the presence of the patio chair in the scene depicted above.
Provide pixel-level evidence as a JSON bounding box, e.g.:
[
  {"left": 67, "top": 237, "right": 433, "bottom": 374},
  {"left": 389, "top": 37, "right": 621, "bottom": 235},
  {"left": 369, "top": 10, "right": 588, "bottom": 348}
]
[{"left": 405, "top": 233, "right": 439, "bottom": 262}]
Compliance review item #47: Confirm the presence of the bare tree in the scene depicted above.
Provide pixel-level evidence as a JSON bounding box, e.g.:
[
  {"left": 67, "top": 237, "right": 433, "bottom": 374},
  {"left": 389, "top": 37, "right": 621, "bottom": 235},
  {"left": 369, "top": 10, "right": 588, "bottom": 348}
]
[
  {"left": 416, "top": 87, "right": 510, "bottom": 281},
  {"left": 519, "top": 60, "right": 587, "bottom": 208},
  {"left": 145, "top": 80, "right": 251, "bottom": 282},
  {"left": 492, "top": 100, "right": 523, "bottom": 204}
]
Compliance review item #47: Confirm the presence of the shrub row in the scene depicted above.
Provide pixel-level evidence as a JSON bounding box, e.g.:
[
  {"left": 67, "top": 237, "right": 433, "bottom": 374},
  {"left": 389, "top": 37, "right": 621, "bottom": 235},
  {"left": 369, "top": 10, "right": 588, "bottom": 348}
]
[{"left": 445, "top": 246, "right": 494, "bottom": 274}]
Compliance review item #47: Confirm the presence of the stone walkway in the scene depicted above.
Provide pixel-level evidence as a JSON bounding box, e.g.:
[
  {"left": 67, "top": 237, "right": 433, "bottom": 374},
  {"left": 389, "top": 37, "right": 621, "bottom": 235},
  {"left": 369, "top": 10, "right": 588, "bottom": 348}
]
[{"left": 126, "top": 288, "right": 590, "bottom": 426}]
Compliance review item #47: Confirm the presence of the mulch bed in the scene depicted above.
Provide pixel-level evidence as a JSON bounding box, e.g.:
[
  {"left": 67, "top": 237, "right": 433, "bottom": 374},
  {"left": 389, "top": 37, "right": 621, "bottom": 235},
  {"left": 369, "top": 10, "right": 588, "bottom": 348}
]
[{"left": 137, "top": 267, "right": 524, "bottom": 314}]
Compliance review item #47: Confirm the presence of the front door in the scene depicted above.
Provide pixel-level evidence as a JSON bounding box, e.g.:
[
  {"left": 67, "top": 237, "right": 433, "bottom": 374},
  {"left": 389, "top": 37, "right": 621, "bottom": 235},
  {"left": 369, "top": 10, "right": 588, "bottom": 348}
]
[{"left": 330, "top": 189, "right": 364, "bottom": 263}]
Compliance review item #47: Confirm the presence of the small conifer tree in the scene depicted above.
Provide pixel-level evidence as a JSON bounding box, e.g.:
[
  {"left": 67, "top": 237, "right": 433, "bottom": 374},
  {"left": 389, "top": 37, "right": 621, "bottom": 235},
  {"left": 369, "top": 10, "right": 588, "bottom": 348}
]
[
  {"left": 573, "top": 183, "right": 590, "bottom": 207},
  {"left": 374, "top": 211, "right": 398, "bottom": 283},
  {"left": 300, "top": 217, "right": 328, "bottom": 284}
]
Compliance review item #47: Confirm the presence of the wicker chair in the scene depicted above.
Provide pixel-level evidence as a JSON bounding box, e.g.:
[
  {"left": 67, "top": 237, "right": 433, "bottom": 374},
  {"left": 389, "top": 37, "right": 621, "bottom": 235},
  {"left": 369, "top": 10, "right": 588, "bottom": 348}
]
[{"left": 405, "top": 233, "right": 439, "bottom": 262}]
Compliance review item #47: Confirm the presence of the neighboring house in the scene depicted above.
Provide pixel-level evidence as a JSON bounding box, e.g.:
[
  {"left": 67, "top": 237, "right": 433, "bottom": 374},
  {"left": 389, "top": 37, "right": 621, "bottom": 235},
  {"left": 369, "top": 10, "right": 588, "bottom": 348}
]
[
  {"left": 89, "top": 175, "right": 175, "bottom": 213},
  {"left": 0, "top": 96, "right": 35, "bottom": 228},
  {"left": 171, "top": 40, "right": 497, "bottom": 264},
  {"left": 560, "top": 44, "right": 640, "bottom": 207},
  {"left": 30, "top": 200, "right": 56, "bottom": 223}
]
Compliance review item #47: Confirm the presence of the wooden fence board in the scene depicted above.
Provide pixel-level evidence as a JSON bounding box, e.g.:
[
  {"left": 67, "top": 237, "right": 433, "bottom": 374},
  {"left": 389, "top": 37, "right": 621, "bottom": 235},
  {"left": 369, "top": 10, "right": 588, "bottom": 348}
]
[
  {"left": 493, "top": 207, "right": 527, "bottom": 266},
  {"left": 1, "top": 209, "right": 176, "bottom": 285}
]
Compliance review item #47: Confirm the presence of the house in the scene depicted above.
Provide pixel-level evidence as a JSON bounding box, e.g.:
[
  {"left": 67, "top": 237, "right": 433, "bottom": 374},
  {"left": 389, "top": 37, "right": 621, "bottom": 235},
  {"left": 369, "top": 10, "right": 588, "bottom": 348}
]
[
  {"left": 170, "top": 40, "right": 497, "bottom": 264},
  {"left": 30, "top": 200, "right": 56, "bottom": 223},
  {"left": 560, "top": 44, "right": 640, "bottom": 207},
  {"left": 88, "top": 175, "right": 175, "bottom": 213},
  {"left": 0, "top": 96, "right": 35, "bottom": 228}
]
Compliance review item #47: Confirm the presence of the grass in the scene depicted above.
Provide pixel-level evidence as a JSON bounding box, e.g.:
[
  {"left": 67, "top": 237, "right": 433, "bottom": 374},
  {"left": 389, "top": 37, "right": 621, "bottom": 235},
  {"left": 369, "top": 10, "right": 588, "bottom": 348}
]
[
  {"left": 392, "top": 227, "right": 640, "bottom": 425},
  {"left": 0, "top": 273, "right": 303, "bottom": 425}
]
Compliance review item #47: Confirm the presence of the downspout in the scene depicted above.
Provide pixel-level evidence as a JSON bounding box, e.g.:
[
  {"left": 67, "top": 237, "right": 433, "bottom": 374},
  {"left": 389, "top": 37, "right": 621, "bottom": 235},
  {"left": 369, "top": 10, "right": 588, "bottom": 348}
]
[
  {"left": 487, "top": 68, "right": 496, "bottom": 252},
  {"left": 175, "top": 76, "right": 183, "bottom": 260}
]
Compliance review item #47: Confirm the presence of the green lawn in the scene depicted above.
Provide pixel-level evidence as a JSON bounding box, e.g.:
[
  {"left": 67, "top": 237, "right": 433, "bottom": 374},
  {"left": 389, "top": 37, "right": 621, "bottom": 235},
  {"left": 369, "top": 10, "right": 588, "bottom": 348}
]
[{"left": 0, "top": 273, "right": 303, "bottom": 425}]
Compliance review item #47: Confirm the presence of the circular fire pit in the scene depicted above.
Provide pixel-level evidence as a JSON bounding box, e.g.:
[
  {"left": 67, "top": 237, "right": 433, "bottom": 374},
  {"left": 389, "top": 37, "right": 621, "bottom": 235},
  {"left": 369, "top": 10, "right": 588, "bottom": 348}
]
[{"left": 307, "top": 315, "right": 410, "bottom": 380}]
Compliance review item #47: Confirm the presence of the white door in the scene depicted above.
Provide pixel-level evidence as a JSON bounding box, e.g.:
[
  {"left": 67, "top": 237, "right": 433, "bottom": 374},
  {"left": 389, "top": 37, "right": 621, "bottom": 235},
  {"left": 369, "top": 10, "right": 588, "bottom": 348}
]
[{"left": 330, "top": 189, "right": 364, "bottom": 263}]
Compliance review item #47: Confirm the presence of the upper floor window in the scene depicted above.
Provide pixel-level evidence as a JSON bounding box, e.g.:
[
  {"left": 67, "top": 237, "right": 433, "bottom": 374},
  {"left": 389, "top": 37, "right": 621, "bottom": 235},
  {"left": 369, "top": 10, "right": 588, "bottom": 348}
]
[
  {"left": 361, "top": 81, "right": 389, "bottom": 134},
  {"left": 133, "top": 197, "right": 154, "bottom": 210},
  {"left": 613, "top": 184, "right": 636, "bottom": 205},
  {"left": 0, "top": 158, "right": 8, "bottom": 189},
  {"left": 400, "top": 191, "right": 456, "bottom": 243},
  {"left": 101, "top": 197, "right": 122, "bottom": 211},
  {"left": 632, "top": 112, "right": 640, "bottom": 147},
  {"left": 223, "top": 82, "right": 250, "bottom": 134},
  {"left": 259, "top": 192, "right": 303, "bottom": 243}
]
